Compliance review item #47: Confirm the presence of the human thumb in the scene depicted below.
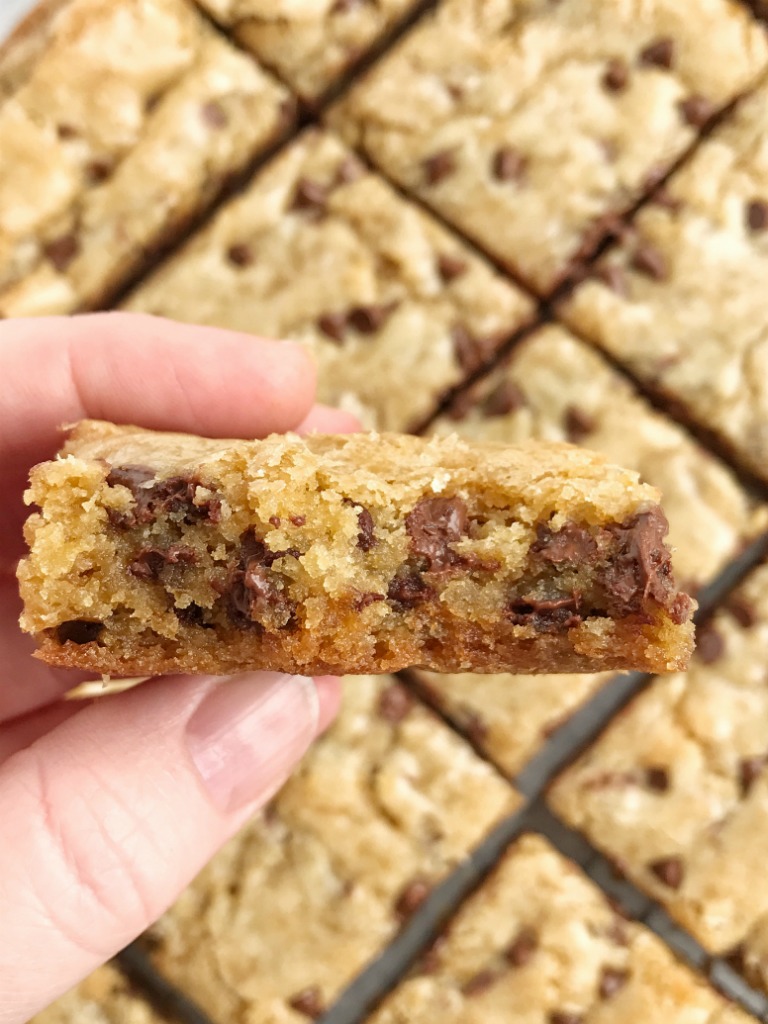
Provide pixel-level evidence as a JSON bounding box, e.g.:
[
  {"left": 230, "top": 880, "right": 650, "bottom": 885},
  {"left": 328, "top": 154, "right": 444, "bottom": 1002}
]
[{"left": 0, "top": 671, "right": 339, "bottom": 1023}]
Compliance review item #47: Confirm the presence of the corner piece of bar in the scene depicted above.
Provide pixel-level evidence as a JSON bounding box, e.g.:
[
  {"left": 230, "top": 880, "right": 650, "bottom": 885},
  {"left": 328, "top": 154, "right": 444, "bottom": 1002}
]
[{"left": 18, "top": 420, "right": 695, "bottom": 677}]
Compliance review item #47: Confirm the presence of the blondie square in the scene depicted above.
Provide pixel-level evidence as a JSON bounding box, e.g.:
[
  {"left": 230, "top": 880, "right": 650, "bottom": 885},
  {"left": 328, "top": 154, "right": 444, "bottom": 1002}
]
[
  {"left": 329, "top": 0, "right": 768, "bottom": 294},
  {"left": 145, "top": 675, "right": 519, "bottom": 1023},
  {"left": 550, "top": 560, "right": 768, "bottom": 992},
  {"left": 124, "top": 130, "right": 533, "bottom": 432},
  {"left": 19, "top": 421, "right": 694, "bottom": 677}
]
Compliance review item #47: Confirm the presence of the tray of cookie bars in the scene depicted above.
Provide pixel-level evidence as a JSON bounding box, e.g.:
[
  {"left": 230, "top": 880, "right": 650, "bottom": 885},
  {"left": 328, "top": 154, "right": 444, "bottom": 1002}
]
[{"left": 4, "top": 0, "right": 768, "bottom": 1022}]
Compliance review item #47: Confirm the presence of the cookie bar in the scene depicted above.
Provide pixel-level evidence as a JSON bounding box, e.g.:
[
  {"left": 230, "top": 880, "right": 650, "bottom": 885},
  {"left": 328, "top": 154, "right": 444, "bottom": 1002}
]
[
  {"left": 432, "top": 324, "right": 767, "bottom": 594},
  {"left": 19, "top": 420, "right": 695, "bottom": 677},
  {"left": 0, "top": 0, "right": 71, "bottom": 101},
  {"left": 409, "top": 668, "right": 613, "bottom": 777},
  {"left": 549, "top": 560, "right": 768, "bottom": 991},
  {"left": 366, "top": 834, "right": 752, "bottom": 1024},
  {"left": 193, "top": 0, "right": 422, "bottom": 102},
  {"left": 0, "top": 0, "right": 293, "bottom": 318},
  {"left": 145, "top": 675, "right": 519, "bottom": 1023},
  {"left": 124, "top": 130, "right": 533, "bottom": 431},
  {"left": 561, "top": 79, "right": 768, "bottom": 481},
  {"left": 328, "top": 0, "right": 768, "bottom": 295},
  {"left": 31, "top": 964, "right": 162, "bottom": 1024}
]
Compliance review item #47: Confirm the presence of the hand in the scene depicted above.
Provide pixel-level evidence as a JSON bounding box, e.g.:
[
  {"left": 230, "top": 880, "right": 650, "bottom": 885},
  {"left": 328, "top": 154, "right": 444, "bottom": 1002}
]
[{"left": 0, "top": 313, "right": 353, "bottom": 1023}]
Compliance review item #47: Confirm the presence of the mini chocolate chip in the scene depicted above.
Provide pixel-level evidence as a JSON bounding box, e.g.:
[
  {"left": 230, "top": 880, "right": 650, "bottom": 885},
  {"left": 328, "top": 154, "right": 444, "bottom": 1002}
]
[
  {"left": 288, "top": 986, "right": 325, "bottom": 1019},
  {"left": 290, "top": 515, "right": 306, "bottom": 527},
  {"left": 639, "top": 37, "right": 675, "bottom": 69},
  {"left": 201, "top": 100, "right": 228, "bottom": 128},
  {"left": 739, "top": 755, "right": 767, "bottom": 796},
  {"left": 355, "top": 506, "right": 376, "bottom": 550},
  {"left": 423, "top": 149, "right": 456, "bottom": 185},
  {"left": 505, "top": 926, "right": 539, "bottom": 967},
  {"left": 317, "top": 312, "right": 347, "bottom": 342},
  {"left": 678, "top": 95, "right": 715, "bottom": 127},
  {"left": 348, "top": 302, "right": 397, "bottom": 333},
  {"left": 292, "top": 177, "right": 328, "bottom": 213},
  {"left": 565, "top": 406, "right": 597, "bottom": 442},
  {"left": 335, "top": 154, "right": 365, "bottom": 183},
  {"left": 387, "top": 566, "right": 433, "bottom": 608},
  {"left": 56, "top": 620, "right": 104, "bottom": 645},
  {"left": 746, "top": 199, "right": 768, "bottom": 233},
  {"left": 727, "top": 596, "right": 757, "bottom": 628},
  {"left": 462, "top": 970, "right": 498, "bottom": 996},
  {"left": 44, "top": 233, "right": 80, "bottom": 272},
  {"left": 129, "top": 544, "right": 197, "bottom": 580},
  {"left": 395, "top": 878, "right": 431, "bottom": 918},
  {"left": 86, "top": 159, "right": 112, "bottom": 183},
  {"left": 533, "top": 522, "right": 597, "bottom": 564},
  {"left": 631, "top": 242, "right": 668, "bottom": 280},
  {"left": 602, "top": 58, "right": 629, "bottom": 92},
  {"left": 549, "top": 1013, "right": 584, "bottom": 1024},
  {"left": 378, "top": 682, "right": 414, "bottom": 723},
  {"left": 269, "top": 516, "right": 281, "bottom": 527},
  {"left": 645, "top": 766, "right": 670, "bottom": 792},
  {"left": 596, "top": 263, "right": 629, "bottom": 296},
  {"left": 599, "top": 966, "right": 630, "bottom": 1000},
  {"left": 174, "top": 603, "right": 212, "bottom": 628},
  {"left": 648, "top": 856, "right": 684, "bottom": 889},
  {"left": 696, "top": 621, "right": 725, "bottom": 663},
  {"left": 56, "top": 123, "right": 79, "bottom": 140},
  {"left": 227, "top": 243, "right": 254, "bottom": 267},
  {"left": 437, "top": 252, "right": 469, "bottom": 282},
  {"left": 492, "top": 146, "right": 527, "bottom": 182},
  {"left": 483, "top": 379, "right": 525, "bottom": 417}
]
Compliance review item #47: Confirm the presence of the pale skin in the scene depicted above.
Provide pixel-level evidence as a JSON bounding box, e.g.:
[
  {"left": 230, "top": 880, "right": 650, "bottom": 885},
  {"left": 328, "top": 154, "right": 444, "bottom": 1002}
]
[{"left": 0, "top": 313, "right": 352, "bottom": 1022}]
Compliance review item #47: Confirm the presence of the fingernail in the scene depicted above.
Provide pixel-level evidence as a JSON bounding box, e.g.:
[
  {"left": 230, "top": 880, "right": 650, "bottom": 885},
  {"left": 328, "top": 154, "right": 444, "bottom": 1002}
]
[{"left": 186, "top": 673, "right": 320, "bottom": 813}]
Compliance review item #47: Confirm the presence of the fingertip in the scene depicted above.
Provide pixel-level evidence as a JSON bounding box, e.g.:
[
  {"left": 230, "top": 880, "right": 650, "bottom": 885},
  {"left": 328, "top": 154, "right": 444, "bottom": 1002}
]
[
  {"left": 299, "top": 405, "right": 363, "bottom": 435},
  {"left": 314, "top": 676, "right": 343, "bottom": 734}
]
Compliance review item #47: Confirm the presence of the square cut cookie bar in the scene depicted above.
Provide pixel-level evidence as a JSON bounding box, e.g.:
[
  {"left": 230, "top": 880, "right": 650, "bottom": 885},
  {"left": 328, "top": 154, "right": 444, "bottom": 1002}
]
[
  {"left": 549, "top": 559, "right": 768, "bottom": 993},
  {"left": 329, "top": 0, "right": 768, "bottom": 295},
  {"left": 0, "top": 0, "right": 293, "bottom": 318},
  {"left": 365, "top": 834, "right": 752, "bottom": 1024},
  {"left": 124, "top": 130, "right": 533, "bottom": 431},
  {"left": 562, "top": 79, "right": 768, "bottom": 482},
  {"left": 193, "top": 0, "right": 423, "bottom": 102},
  {"left": 31, "top": 964, "right": 163, "bottom": 1024},
  {"left": 19, "top": 421, "right": 695, "bottom": 677},
  {"left": 145, "top": 676, "right": 519, "bottom": 1024}
]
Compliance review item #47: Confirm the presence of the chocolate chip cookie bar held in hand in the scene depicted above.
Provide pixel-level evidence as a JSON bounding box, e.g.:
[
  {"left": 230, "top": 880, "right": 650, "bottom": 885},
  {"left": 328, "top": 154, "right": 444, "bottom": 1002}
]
[{"left": 18, "top": 422, "right": 694, "bottom": 676}]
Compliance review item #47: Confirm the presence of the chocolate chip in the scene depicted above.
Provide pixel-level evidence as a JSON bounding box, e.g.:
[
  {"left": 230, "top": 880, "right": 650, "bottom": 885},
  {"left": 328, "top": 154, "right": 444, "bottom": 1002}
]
[
  {"left": 599, "top": 966, "right": 630, "bottom": 1000},
  {"left": 331, "top": 0, "right": 362, "bottom": 12},
  {"left": 532, "top": 522, "right": 597, "bottom": 564},
  {"left": 348, "top": 302, "right": 397, "bottom": 333},
  {"left": 56, "top": 123, "right": 79, "bottom": 140},
  {"left": 746, "top": 199, "right": 768, "bottom": 233},
  {"left": 288, "top": 986, "right": 325, "bottom": 1019},
  {"left": 648, "top": 856, "right": 684, "bottom": 889},
  {"left": 387, "top": 567, "right": 433, "bottom": 608},
  {"left": 378, "top": 682, "right": 414, "bottom": 723},
  {"left": 269, "top": 516, "right": 281, "bottom": 527},
  {"left": 645, "top": 766, "right": 670, "bottom": 792},
  {"left": 107, "top": 467, "right": 221, "bottom": 529},
  {"left": 395, "top": 878, "right": 431, "bottom": 918},
  {"left": 56, "top": 620, "right": 104, "bottom": 645},
  {"left": 505, "top": 926, "right": 538, "bottom": 967},
  {"left": 492, "top": 146, "right": 527, "bottom": 182},
  {"left": 335, "top": 155, "right": 365, "bottom": 184},
  {"left": 508, "top": 595, "right": 583, "bottom": 632},
  {"left": 437, "top": 252, "right": 469, "bottom": 282},
  {"left": 418, "top": 935, "right": 446, "bottom": 975},
  {"left": 727, "top": 596, "right": 757, "bottom": 628},
  {"left": 631, "top": 242, "right": 668, "bottom": 280},
  {"left": 224, "top": 530, "right": 298, "bottom": 629},
  {"left": 44, "top": 233, "right": 80, "bottom": 272},
  {"left": 291, "top": 177, "right": 328, "bottom": 214},
  {"left": 423, "top": 149, "right": 456, "bottom": 185},
  {"left": 597, "top": 263, "right": 629, "bottom": 296},
  {"left": 565, "top": 406, "right": 597, "bottom": 442},
  {"left": 353, "top": 591, "right": 385, "bottom": 610},
  {"left": 678, "top": 95, "right": 715, "bottom": 127},
  {"left": 344, "top": 499, "right": 376, "bottom": 551},
  {"left": 696, "top": 621, "right": 725, "bottom": 663},
  {"left": 602, "top": 58, "right": 629, "bottom": 92},
  {"left": 406, "top": 495, "right": 472, "bottom": 571},
  {"left": 86, "top": 159, "right": 112, "bottom": 184},
  {"left": 739, "top": 755, "right": 766, "bottom": 796},
  {"left": 174, "top": 603, "right": 212, "bottom": 628},
  {"left": 129, "top": 544, "right": 197, "bottom": 580},
  {"left": 461, "top": 970, "right": 498, "bottom": 996},
  {"left": 317, "top": 312, "right": 347, "bottom": 342},
  {"left": 549, "top": 1013, "right": 584, "bottom": 1024},
  {"left": 227, "top": 243, "right": 254, "bottom": 267},
  {"left": 483, "top": 379, "right": 525, "bottom": 417},
  {"left": 290, "top": 515, "right": 306, "bottom": 527},
  {"left": 463, "top": 709, "right": 488, "bottom": 746},
  {"left": 201, "top": 100, "right": 228, "bottom": 128},
  {"left": 639, "top": 37, "right": 675, "bottom": 69},
  {"left": 452, "top": 324, "right": 491, "bottom": 374}
]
